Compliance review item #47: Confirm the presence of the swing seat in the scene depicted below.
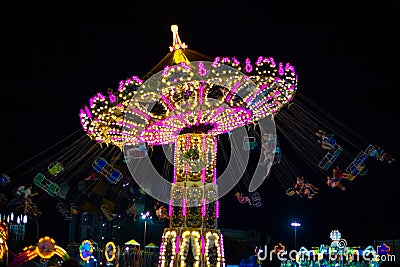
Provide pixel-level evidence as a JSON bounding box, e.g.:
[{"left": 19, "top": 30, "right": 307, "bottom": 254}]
[
  {"left": 365, "top": 144, "right": 378, "bottom": 157},
  {"left": 48, "top": 162, "right": 64, "bottom": 176},
  {"left": 273, "top": 146, "right": 282, "bottom": 164},
  {"left": 101, "top": 205, "right": 116, "bottom": 221},
  {"left": 34, "top": 172, "right": 46, "bottom": 186},
  {"left": 0, "top": 173, "right": 10, "bottom": 186},
  {"left": 263, "top": 134, "right": 278, "bottom": 150},
  {"left": 34, "top": 172, "right": 60, "bottom": 197},
  {"left": 27, "top": 203, "right": 41, "bottom": 217},
  {"left": 345, "top": 151, "right": 369, "bottom": 180},
  {"left": 251, "top": 192, "right": 262, "bottom": 207},
  {"left": 0, "top": 193, "right": 7, "bottom": 204},
  {"left": 125, "top": 144, "right": 148, "bottom": 160},
  {"left": 92, "top": 157, "right": 108, "bottom": 172},
  {"left": 56, "top": 202, "right": 72, "bottom": 220},
  {"left": 47, "top": 182, "right": 60, "bottom": 197},
  {"left": 327, "top": 137, "right": 336, "bottom": 146},
  {"left": 359, "top": 166, "right": 368, "bottom": 176},
  {"left": 107, "top": 169, "right": 123, "bottom": 184},
  {"left": 243, "top": 136, "right": 257, "bottom": 151},
  {"left": 286, "top": 188, "right": 295, "bottom": 196},
  {"left": 93, "top": 157, "right": 123, "bottom": 184},
  {"left": 58, "top": 182, "right": 70, "bottom": 199},
  {"left": 318, "top": 145, "right": 343, "bottom": 170}
]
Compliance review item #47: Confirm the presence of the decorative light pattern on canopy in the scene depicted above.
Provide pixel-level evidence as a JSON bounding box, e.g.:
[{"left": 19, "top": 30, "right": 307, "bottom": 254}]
[{"left": 79, "top": 56, "right": 297, "bottom": 148}]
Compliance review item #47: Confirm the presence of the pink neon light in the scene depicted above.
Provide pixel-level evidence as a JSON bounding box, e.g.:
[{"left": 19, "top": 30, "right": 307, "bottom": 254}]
[
  {"left": 220, "top": 234, "right": 225, "bottom": 258},
  {"left": 169, "top": 199, "right": 173, "bottom": 217},
  {"left": 231, "top": 57, "right": 240, "bottom": 65},
  {"left": 278, "top": 62, "right": 284, "bottom": 76},
  {"left": 245, "top": 83, "right": 268, "bottom": 105},
  {"left": 173, "top": 164, "right": 177, "bottom": 183},
  {"left": 186, "top": 135, "right": 190, "bottom": 149},
  {"left": 201, "top": 236, "right": 205, "bottom": 254},
  {"left": 111, "top": 137, "right": 127, "bottom": 141},
  {"left": 180, "top": 62, "right": 191, "bottom": 70},
  {"left": 198, "top": 62, "right": 207, "bottom": 76},
  {"left": 197, "top": 109, "right": 202, "bottom": 125},
  {"left": 222, "top": 57, "right": 230, "bottom": 63},
  {"left": 185, "top": 135, "right": 190, "bottom": 174},
  {"left": 212, "top": 57, "right": 220, "bottom": 67},
  {"left": 117, "top": 76, "right": 142, "bottom": 92},
  {"left": 285, "top": 63, "right": 296, "bottom": 75},
  {"left": 226, "top": 80, "right": 242, "bottom": 102},
  {"left": 202, "top": 137, "right": 207, "bottom": 177},
  {"left": 97, "top": 93, "right": 106, "bottom": 100},
  {"left": 245, "top": 58, "right": 252, "bottom": 73},
  {"left": 202, "top": 198, "right": 206, "bottom": 216},
  {"left": 108, "top": 91, "right": 116, "bottom": 103},
  {"left": 79, "top": 112, "right": 88, "bottom": 130},
  {"left": 197, "top": 86, "right": 204, "bottom": 124},
  {"left": 175, "top": 114, "right": 187, "bottom": 125},
  {"left": 216, "top": 200, "right": 220, "bottom": 218},
  {"left": 161, "top": 95, "right": 175, "bottom": 111},
  {"left": 209, "top": 108, "right": 225, "bottom": 122},
  {"left": 118, "top": 80, "right": 125, "bottom": 92},
  {"left": 131, "top": 76, "right": 143, "bottom": 84},
  {"left": 199, "top": 84, "right": 204, "bottom": 105},
  {"left": 182, "top": 197, "right": 187, "bottom": 216},
  {"left": 213, "top": 137, "right": 217, "bottom": 183},
  {"left": 176, "top": 235, "right": 180, "bottom": 254},
  {"left": 256, "top": 56, "right": 263, "bottom": 65},
  {"left": 162, "top": 65, "right": 170, "bottom": 76},
  {"left": 269, "top": 57, "right": 276, "bottom": 67},
  {"left": 84, "top": 106, "right": 92, "bottom": 119},
  {"left": 89, "top": 98, "right": 95, "bottom": 108}
]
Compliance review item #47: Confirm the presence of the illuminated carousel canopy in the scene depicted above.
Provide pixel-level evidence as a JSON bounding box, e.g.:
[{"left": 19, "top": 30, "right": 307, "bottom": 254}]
[{"left": 79, "top": 25, "right": 297, "bottom": 149}]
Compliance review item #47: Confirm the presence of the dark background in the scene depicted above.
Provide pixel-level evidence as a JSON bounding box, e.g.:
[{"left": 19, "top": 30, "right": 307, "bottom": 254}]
[{"left": 1, "top": 1, "right": 399, "bottom": 264}]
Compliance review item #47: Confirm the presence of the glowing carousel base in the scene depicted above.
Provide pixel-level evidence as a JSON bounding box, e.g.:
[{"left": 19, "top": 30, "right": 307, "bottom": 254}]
[{"left": 158, "top": 227, "right": 225, "bottom": 267}]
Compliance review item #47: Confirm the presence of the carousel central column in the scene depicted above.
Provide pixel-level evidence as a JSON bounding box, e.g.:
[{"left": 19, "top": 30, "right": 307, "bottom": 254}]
[{"left": 158, "top": 133, "right": 225, "bottom": 267}]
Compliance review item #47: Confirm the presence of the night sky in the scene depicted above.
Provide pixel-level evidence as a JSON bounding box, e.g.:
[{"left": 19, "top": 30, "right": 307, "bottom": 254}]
[{"left": 1, "top": 2, "right": 399, "bottom": 259}]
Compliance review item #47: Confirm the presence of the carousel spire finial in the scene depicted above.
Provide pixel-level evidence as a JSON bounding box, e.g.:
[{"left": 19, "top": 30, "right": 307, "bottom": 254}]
[{"left": 169, "top": 25, "right": 188, "bottom": 52}]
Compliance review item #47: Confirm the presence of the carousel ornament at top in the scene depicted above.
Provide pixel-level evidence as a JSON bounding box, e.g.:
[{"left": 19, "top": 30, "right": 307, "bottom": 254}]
[{"left": 79, "top": 25, "right": 297, "bottom": 267}]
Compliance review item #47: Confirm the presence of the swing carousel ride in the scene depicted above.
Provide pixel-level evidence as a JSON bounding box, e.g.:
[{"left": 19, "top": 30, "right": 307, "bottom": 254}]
[
  {"left": 0, "top": 24, "right": 396, "bottom": 266},
  {"left": 78, "top": 24, "right": 296, "bottom": 266}
]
